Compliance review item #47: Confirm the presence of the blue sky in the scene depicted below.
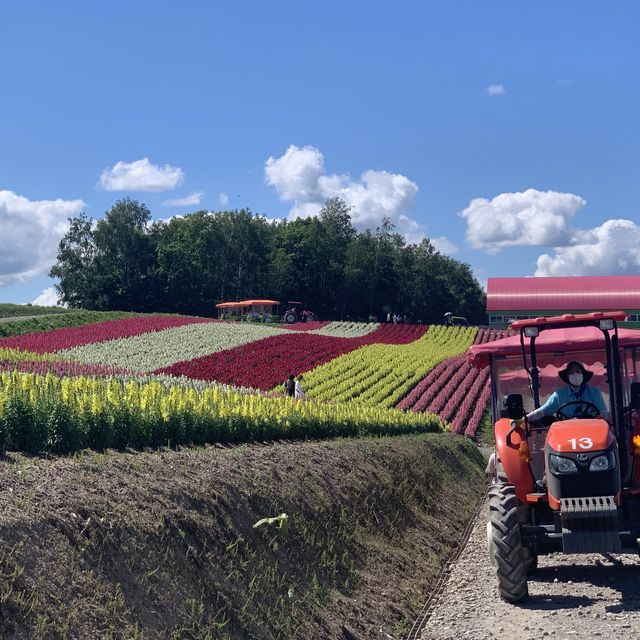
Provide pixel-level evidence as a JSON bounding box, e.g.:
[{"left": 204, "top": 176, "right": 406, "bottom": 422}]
[{"left": 2, "top": 1, "right": 640, "bottom": 305}]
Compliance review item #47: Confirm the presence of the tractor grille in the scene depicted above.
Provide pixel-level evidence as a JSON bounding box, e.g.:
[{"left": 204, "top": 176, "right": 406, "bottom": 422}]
[{"left": 560, "top": 496, "right": 621, "bottom": 553}]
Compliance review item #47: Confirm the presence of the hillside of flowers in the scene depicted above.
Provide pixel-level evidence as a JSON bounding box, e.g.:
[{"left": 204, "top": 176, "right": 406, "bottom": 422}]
[
  {"left": 0, "top": 315, "right": 501, "bottom": 454},
  {"left": 398, "top": 328, "right": 511, "bottom": 436}
]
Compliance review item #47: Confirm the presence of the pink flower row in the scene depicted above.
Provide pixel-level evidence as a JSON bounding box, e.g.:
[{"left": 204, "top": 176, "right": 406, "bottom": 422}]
[
  {"left": 0, "top": 315, "right": 213, "bottom": 354},
  {"left": 0, "top": 360, "right": 133, "bottom": 377}
]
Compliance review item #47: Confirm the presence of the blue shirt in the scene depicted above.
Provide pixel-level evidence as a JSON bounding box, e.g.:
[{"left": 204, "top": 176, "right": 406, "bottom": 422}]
[{"left": 538, "top": 384, "right": 607, "bottom": 418}]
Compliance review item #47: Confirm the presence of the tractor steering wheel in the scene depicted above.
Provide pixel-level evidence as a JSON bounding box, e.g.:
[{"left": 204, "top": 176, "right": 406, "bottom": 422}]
[{"left": 555, "top": 400, "right": 600, "bottom": 421}]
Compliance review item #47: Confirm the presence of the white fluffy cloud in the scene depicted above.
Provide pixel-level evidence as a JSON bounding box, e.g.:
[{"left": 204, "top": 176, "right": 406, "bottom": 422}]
[
  {"left": 161, "top": 191, "right": 204, "bottom": 207},
  {"left": 460, "top": 188, "right": 586, "bottom": 253},
  {"left": 431, "top": 236, "right": 459, "bottom": 256},
  {"left": 218, "top": 193, "right": 230, "bottom": 206},
  {"left": 98, "top": 158, "right": 184, "bottom": 192},
  {"left": 264, "top": 144, "right": 427, "bottom": 242},
  {"left": 535, "top": 219, "right": 640, "bottom": 276},
  {"left": 0, "top": 190, "right": 85, "bottom": 287},
  {"left": 32, "top": 287, "right": 63, "bottom": 307},
  {"left": 487, "top": 84, "right": 506, "bottom": 96}
]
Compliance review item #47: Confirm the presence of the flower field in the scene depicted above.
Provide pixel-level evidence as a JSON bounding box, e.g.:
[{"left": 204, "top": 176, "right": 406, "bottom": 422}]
[
  {"left": 304, "top": 325, "right": 477, "bottom": 408},
  {"left": 0, "top": 315, "right": 212, "bottom": 353},
  {"left": 0, "top": 370, "right": 442, "bottom": 454},
  {"left": 0, "top": 314, "right": 499, "bottom": 454},
  {"left": 398, "top": 328, "right": 511, "bottom": 436}
]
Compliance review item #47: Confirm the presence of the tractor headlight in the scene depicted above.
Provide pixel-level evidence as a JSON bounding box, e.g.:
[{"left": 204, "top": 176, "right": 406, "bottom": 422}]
[
  {"left": 589, "top": 451, "right": 616, "bottom": 472},
  {"left": 549, "top": 454, "right": 579, "bottom": 475}
]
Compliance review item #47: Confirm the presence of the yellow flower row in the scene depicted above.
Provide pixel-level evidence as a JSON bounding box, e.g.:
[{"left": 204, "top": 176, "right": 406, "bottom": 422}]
[{"left": 0, "top": 370, "right": 444, "bottom": 453}]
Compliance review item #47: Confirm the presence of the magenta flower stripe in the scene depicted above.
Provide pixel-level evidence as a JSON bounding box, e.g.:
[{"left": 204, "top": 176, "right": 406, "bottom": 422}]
[{"left": 0, "top": 315, "right": 213, "bottom": 354}]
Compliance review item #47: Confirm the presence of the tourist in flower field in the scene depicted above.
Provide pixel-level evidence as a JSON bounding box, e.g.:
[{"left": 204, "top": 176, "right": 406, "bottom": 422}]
[
  {"left": 284, "top": 374, "right": 295, "bottom": 397},
  {"left": 295, "top": 374, "right": 305, "bottom": 399}
]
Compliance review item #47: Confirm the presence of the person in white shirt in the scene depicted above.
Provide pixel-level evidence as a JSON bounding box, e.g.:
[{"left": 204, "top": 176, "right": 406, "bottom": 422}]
[{"left": 295, "top": 375, "right": 305, "bottom": 399}]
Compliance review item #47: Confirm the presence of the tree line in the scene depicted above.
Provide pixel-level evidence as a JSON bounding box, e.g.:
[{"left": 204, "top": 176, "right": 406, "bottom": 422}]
[{"left": 50, "top": 197, "right": 487, "bottom": 324}]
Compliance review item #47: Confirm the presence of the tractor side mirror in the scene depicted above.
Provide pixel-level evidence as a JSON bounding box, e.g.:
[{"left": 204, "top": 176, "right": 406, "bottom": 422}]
[
  {"left": 630, "top": 382, "right": 640, "bottom": 410},
  {"left": 505, "top": 394, "right": 525, "bottom": 420}
]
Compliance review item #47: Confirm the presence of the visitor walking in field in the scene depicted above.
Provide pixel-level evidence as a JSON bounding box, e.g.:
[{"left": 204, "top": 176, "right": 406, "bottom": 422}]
[
  {"left": 284, "top": 374, "right": 295, "bottom": 398},
  {"left": 295, "top": 374, "right": 305, "bottom": 399}
]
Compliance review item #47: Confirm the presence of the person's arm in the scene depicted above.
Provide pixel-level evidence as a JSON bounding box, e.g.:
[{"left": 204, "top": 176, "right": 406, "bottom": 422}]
[
  {"left": 526, "top": 392, "right": 560, "bottom": 422},
  {"left": 588, "top": 386, "right": 609, "bottom": 419}
]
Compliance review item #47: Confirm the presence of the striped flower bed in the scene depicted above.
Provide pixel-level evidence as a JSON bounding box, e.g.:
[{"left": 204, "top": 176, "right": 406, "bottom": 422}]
[
  {"left": 156, "top": 324, "right": 429, "bottom": 389},
  {"left": 0, "top": 315, "right": 212, "bottom": 354},
  {"left": 58, "top": 322, "right": 288, "bottom": 372}
]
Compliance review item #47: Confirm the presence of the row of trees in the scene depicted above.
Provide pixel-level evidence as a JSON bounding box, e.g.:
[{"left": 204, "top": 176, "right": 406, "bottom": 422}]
[{"left": 50, "top": 197, "right": 487, "bottom": 324}]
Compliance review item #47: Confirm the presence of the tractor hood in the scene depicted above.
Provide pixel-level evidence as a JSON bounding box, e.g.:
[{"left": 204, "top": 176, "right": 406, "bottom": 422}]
[
  {"left": 545, "top": 420, "right": 615, "bottom": 454},
  {"left": 467, "top": 327, "right": 640, "bottom": 369}
]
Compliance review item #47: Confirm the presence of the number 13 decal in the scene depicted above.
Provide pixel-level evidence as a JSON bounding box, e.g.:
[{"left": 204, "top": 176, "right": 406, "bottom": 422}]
[{"left": 568, "top": 437, "right": 593, "bottom": 450}]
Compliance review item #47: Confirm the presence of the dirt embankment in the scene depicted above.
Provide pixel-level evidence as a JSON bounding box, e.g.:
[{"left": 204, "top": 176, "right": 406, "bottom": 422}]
[{"left": 0, "top": 434, "right": 484, "bottom": 639}]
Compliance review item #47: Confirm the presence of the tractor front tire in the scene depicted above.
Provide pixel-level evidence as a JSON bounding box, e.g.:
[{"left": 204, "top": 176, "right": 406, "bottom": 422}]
[{"left": 488, "top": 483, "right": 529, "bottom": 603}]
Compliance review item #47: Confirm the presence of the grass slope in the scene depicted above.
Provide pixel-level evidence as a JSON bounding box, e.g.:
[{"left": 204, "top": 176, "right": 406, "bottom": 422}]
[
  {"left": 0, "top": 434, "right": 484, "bottom": 639},
  {"left": 0, "top": 303, "right": 70, "bottom": 319}
]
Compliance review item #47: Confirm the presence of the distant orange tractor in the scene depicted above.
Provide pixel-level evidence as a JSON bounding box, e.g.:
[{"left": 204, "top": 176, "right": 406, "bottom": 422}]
[{"left": 468, "top": 311, "right": 640, "bottom": 602}]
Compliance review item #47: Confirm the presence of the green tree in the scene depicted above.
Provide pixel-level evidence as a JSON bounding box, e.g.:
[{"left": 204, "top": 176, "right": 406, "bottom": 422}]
[
  {"left": 50, "top": 212, "right": 99, "bottom": 308},
  {"left": 92, "top": 198, "right": 158, "bottom": 311}
]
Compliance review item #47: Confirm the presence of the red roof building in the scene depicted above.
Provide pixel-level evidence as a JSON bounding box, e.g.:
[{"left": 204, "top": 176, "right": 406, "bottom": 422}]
[{"left": 486, "top": 276, "right": 640, "bottom": 328}]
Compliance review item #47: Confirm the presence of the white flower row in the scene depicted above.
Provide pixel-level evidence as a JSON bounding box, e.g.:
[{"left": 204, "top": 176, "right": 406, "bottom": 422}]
[
  {"left": 310, "top": 321, "right": 380, "bottom": 338},
  {"left": 58, "top": 323, "right": 288, "bottom": 372}
]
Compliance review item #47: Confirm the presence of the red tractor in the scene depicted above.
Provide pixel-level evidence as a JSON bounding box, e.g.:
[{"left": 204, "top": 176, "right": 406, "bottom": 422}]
[
  {"left": 283, "top": 301, "right": 317, "bottom": 324},
  {"left": 468, "top": 311, "right": 640, "bottom": 602}
]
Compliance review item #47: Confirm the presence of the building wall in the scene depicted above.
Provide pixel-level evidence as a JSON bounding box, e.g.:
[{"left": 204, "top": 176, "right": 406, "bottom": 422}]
[{"left": 488, "top": 309, "right": 640, "bottom": 329}]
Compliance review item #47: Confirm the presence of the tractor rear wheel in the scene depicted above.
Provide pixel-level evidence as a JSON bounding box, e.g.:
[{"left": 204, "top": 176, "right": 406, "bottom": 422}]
[
  {"left": 487, "top": 483, "right": 529, "bottom": 603},
  {"left": 283, "top": 311, "right": 297, "bottom": 324},
  {"left": 523, "top": 546, "right": 538, "bottom": 575}
]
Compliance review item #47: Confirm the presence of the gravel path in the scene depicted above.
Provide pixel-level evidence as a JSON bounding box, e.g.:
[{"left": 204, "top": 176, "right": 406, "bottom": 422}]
[{"left": 419, "top": 500, "right": 640, "bottom": 640}]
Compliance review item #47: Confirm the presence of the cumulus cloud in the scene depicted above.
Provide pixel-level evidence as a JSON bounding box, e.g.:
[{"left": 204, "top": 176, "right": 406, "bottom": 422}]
[
  {"left": 98, "top": 158, "right": 184, "bottom": 192},
  {"left": 161, "top": 191, "right": 204, "bottom": 207},
  {"left": 487, "top": 84, "right": 506, "bottom": 96},
  {"left": 535, "top": 219, "right": 640, "bottom": 276},
  {"left": 32, "top": 287, "right": 63, "bottom": 307},
  {"left": 218, "top": 193, "right": 230, "bottom": 206},
  {"left": 459, "top": 188, "right": 586, "bottom": 253},
  {"left": 0, "top": 190, "right": 85, "bottom": 287},
  {"left": 431, "top": 236, "right": 459, "bottom": 256},
  {"left": 264, "top": 144, "right": 424, "bottom": 241}
]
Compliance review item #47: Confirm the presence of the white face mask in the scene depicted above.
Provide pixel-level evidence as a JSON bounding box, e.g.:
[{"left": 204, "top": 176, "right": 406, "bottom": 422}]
[{"left": 568, "top": 372, "right": 583, "bottom": 387}]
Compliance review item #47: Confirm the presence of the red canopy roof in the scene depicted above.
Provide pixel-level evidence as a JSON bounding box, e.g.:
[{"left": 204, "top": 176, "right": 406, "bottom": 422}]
[
  {"left": 487, "top": 276, "right": 640, "bottom": 312},
  {"left": 467, "top": 326, "right": 640, "bottom": 368}
]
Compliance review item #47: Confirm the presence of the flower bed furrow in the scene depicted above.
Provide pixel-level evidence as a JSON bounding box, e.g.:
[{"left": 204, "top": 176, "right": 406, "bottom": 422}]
[
  {"left": 59, "top": 323, "right": 288, "bottom": 372},
  {"left": 399, "top": 327, "right": 510, "bottom": 437},
  {"left": 0, "top": 315, "right": 212, "bottom": 354},
  {"left": 304, "top": 325, "right": 476, "bottom": 408}
]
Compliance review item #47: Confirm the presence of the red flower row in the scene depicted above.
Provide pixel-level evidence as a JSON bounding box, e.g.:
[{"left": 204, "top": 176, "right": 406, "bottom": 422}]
[
  {"left": 0, "top": 315, "right": 212, "bottom": 354},
  {"left": 156, "top": 324, "right": 428, "bottom": 389},
  {"left": 280, "top": 321, "right": 329, "bottom": 331},
  {"left": 0, "top": 360, "right": 133, "bottom": 377}
]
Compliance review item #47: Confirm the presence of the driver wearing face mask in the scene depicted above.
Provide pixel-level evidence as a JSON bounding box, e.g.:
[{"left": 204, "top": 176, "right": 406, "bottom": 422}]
[{"left": 526, "top": 360, "right": 609, "bottom": 422}]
